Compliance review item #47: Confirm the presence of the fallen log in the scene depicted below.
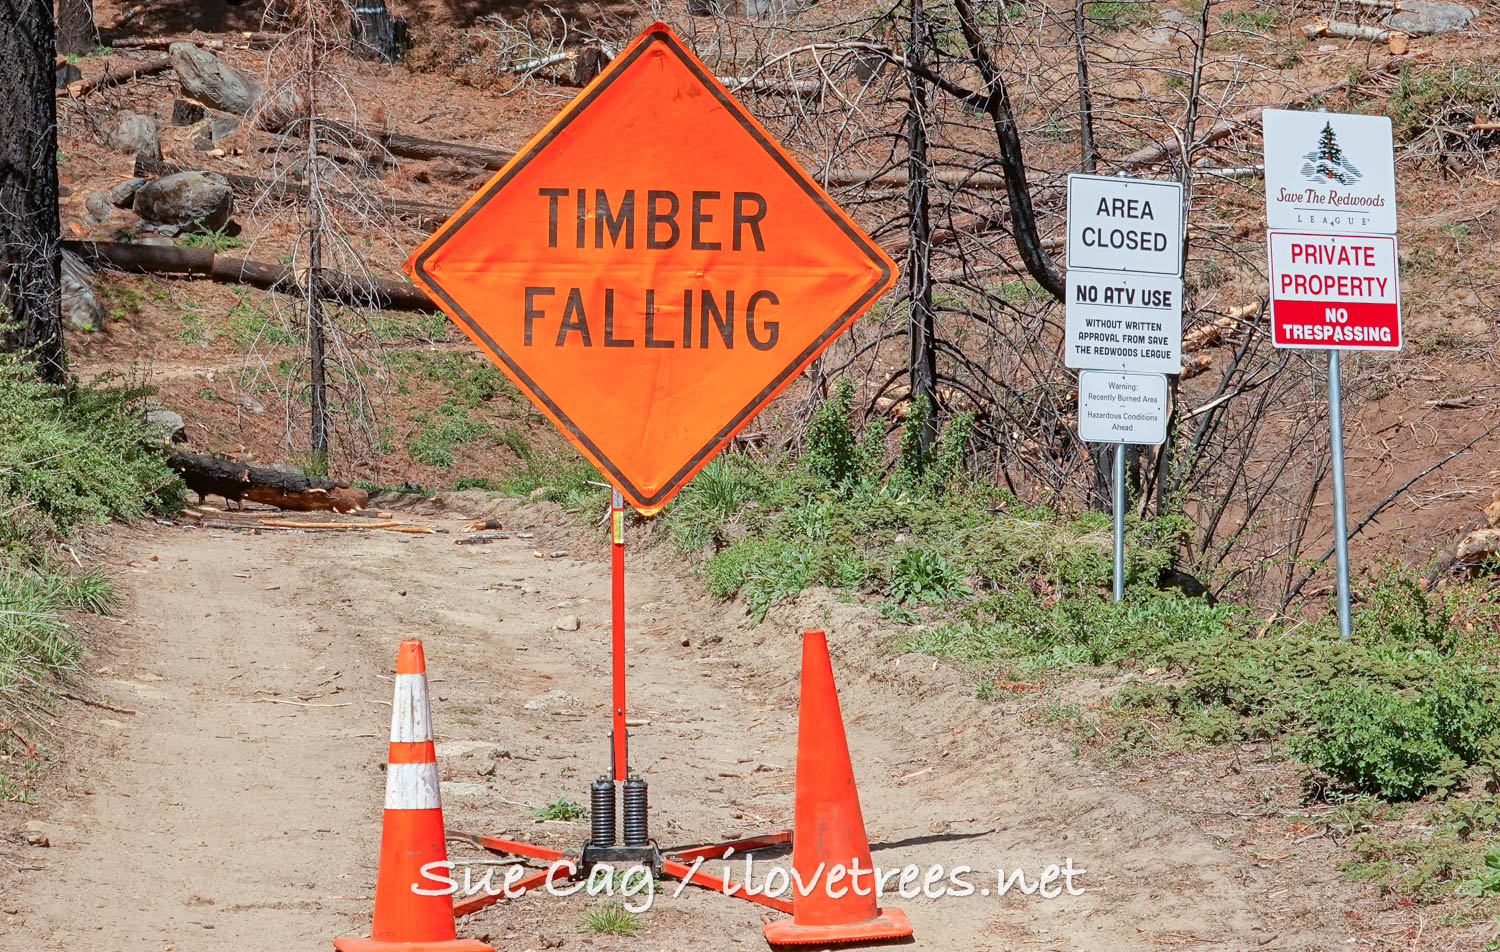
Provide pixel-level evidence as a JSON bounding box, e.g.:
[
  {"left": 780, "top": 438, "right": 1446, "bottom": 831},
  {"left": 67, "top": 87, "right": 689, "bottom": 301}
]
[
  {"left": 718, "top": 75, "right": 825, "bottom": 97},
  {"left": 62, "top": 240, "right": 438, "bottom": 313},
  {"left": 169, "top": 451, "right": 370, "bottom": 512},
  {"left": 60, "top": 54, "right": 172, "bottom": 99},
  {"left": 107, "top": 33, "right": 283, "bottom": 50},
  {"left": 258, "top": 518, "right": 399, "bottom": 529},
  {"left": 1302, "top": 18, "right": 1391, "bottom": 41},
  {"left": 330, "top": 122, "right": 514, "bottom": 168},
  {"left": 134, "top": 155, "right": 454, "bottom": 229}
]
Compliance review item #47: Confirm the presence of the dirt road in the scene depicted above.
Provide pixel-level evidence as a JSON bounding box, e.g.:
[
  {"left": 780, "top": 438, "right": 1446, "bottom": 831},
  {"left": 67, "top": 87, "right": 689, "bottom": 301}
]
[{"left": 1, "top": 499, "right": 1352, "bottom": 951}]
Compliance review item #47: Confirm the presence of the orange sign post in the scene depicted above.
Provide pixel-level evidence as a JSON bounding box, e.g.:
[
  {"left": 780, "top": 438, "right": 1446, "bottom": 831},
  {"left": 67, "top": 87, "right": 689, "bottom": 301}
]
[
  {"left": 406, "top": 23, "right": 895, "bottom": 515},
  {"left": 405, "top": 23, "right": 896, "bottom": 930}
]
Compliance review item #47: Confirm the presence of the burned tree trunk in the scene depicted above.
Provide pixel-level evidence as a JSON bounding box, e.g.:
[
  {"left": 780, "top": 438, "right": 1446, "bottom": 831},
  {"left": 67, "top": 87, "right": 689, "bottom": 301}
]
[
  {"left": 55, "top": 0, "right": 98, "bottom": 56},
  {"left": 905, "top": 0, "right": 938, "bottom": 453},
  {"left": 1, "top": 0, "right": 68, "bottom": 383}
]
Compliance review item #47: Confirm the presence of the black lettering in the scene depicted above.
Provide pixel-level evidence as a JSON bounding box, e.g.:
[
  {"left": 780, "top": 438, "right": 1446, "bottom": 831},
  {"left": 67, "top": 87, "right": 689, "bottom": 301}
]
[
  {"left": 682, "top": 290, "right": 693, "bottom": 347},
  {"left": 733, "top": 192, "right": 767, "bottom": 251},
  {"left": 647, "top": 190, "right": 680, "bottom": 249},
  {"left": 539, "top": 189, "right": 568, "bottom": 248},
  {"left": 699, "top": 290, "right": 733, "bottom": 348},
  {"left": 643, "top": 289, "right": 672, "bottom": 348},
  {"left": 575, "top": 189, "right": 587, "bottom": 249},
  {"left": 602, "top": 288, "right": 632, "bottom": 347},
  {"left": 556, "top": 288, "right": 592, "bottom": 346},
  {"left": 524, "top": 286, "right": 554, "bottom": 345},
  {"left": 596, "top": 189, "right": 634, "bottom": 249},
  {"left": 692, "top": 191, "right": 721, "bottom": 250},
  {"left": 746, "top": 290, "right": 779, "bottom": 350}
]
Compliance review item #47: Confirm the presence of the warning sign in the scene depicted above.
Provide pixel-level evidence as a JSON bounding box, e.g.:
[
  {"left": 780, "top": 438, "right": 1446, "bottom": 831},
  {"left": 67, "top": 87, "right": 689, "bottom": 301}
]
[
  {"left": 1064, "top": 270, "right": 1181, "bottom": 374},
  {"left": 1268, "top": 231, "right": 1401, "bottom": 350},
  {"left": 404, "top": 24, "right": 896, "bottom": 514},
  {"left": 1066, "top": 174, "right": 1184, "bottom": 276},
  {"left": 1077, "top": 371, "right": 1168, "bottom": 446}
]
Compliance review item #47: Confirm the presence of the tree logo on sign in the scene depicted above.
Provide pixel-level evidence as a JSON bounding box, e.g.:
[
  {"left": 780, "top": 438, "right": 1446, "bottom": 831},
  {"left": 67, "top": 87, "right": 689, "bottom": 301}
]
[{"left": 1300, "top": 122, "right": 1363, "bottom": 186}]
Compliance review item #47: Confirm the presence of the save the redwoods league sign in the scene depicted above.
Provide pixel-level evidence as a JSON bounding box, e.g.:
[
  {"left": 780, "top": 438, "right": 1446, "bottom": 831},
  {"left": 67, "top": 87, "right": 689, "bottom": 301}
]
[{"left": 1263, "top": 109, "right": 1397, "bottom": 235}]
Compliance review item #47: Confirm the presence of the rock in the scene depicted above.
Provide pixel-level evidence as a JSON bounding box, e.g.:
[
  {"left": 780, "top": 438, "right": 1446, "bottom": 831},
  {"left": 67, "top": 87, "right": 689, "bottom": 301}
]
[
  {"left": 140, "top": 235, "right": 176, "bottom": 247},
  {"left": 439, "top": 781, "right": 489, "bottom": 799},
  {"left": 193, "top": 112, "right": 241, "bottom": 152},
  {"left": 434, "top": 740, "right": 509, "bottom": 760},
  {"left": 132, "top": 171, "right": 233, "bottom": 231},
  {"left": 22, "top": 821, "right": 67, "bottom": 847},
  {"left": 144, "top": 408, "right": 186, "bottom": 444},
  {"left": 60, "top": 251, "right": 105, "bottom": 331},
  {"left": 106, "top": 111, "right": 161, "bottom": 159},
  {"left": 84, "top": 191, "right": 113, "bottom": 224},
  {"left": 107, "top": 177, "right": 146, "bottom": 208},
  {"left": 523, "top": 689, "right": 579, "bottom": 711},
  {"left": 55, "top": 61, "right": 82, "bottom": 91},
  {"left": 169, "top": 42, "right": 265, "bottom": 116},
  {"left": 233, "top": 392, "right": 265, "bottom": 415},
  {"left": 555, "top": 614, "right": 580, "bottom": 631},
  {"left": 1385, "top": 1, "right": 1475, "bottom": 35}
]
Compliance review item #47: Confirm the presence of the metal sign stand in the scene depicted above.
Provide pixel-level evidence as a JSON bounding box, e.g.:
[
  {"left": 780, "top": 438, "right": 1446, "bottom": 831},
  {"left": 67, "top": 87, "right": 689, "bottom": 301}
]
[
  {"left": 1112, "top": 443, "right": 1125, "bottom": 603},
  {"left": 1326, "top": 351, "right": 1353, "bottom": 641},
  {"left": 450, "top": 493, "right": 793, "bottom": 920}
]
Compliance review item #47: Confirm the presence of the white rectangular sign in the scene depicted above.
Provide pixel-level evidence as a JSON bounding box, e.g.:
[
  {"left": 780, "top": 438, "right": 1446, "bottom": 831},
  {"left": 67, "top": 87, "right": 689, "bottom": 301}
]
[
  {"left": 1263, "top": 109, "right": 1396, "bottom": 235},
  {"left": 1066, "top": 174, "right": 1184, "bottom": 275},
  {"left": 1268, "top": 231, "right": 1401, "bottom": 350},
  {"left": 1065, "top": 270, "right": 1182, "bottom": 374},
  {"left": 1078, "top": 371, "right": 1168, "bottom": 445}
]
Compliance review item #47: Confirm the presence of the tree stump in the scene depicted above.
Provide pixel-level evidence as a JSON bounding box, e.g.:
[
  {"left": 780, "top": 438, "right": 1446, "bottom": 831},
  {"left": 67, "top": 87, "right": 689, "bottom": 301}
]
[
  {"left": 171, "top": 98, "right": 207, "bottom": 126},
  {"left": 350, "top": 1, "right": 411, "bottom": 63}
]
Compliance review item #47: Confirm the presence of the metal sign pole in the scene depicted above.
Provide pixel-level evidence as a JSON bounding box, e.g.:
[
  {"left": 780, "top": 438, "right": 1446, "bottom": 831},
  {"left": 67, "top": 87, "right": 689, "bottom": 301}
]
[
  {"left": 1112, "top": 442, "right": 1125, "bottom": 603},
  {"left": 610, "top": 489, "right": 629, "bottom": 776},
  {"left": 1326, "top": 350, "right": 1353, "bottom": 641}
]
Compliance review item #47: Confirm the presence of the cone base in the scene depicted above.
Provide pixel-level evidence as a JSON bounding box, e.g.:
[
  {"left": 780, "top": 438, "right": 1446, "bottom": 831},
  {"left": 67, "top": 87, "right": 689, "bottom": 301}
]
[
  {"left": 334, "top": 937, "right": 493, "bottom": 952},
  {"left": 763, "top": 907, "right": 913, "bottom": 946}
]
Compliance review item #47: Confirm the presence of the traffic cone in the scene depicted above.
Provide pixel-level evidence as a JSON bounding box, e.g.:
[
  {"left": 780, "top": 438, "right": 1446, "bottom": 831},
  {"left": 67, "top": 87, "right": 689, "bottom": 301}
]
[
  {"left": 335, "top": 641, "right": 492, "bottom": 952},
  {"left": 763, "top": 630, "right": 913, "bottom": 946}
]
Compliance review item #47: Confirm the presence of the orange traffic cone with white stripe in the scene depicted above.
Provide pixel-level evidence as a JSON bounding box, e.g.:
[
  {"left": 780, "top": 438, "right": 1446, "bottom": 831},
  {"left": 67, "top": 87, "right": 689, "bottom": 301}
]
[
  {"left": 335, "top": 641, "right": 492, "bottom": 952},
  {"left": 763, "top": 630, "right": 912, "bottom": 946}
]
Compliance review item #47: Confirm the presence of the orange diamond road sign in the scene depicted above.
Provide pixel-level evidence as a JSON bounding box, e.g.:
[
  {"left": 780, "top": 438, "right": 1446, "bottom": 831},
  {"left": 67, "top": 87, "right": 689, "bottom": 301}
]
[{"left": 405, "top": 22, "right": 896, "bottom": 514}]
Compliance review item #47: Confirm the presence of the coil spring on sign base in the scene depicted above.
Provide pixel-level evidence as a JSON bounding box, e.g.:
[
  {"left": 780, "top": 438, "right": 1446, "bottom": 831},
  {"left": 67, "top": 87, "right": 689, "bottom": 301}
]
[
  {"left": 622, "top": 775, "right": 649, "bottom": 846},
  {"left": 590, "top": 776, "right": 616, "bottom": 847}
]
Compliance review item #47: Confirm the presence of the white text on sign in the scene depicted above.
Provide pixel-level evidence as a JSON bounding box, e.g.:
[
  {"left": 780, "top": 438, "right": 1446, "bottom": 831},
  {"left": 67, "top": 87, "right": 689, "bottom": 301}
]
[{"left": 1268, "top": 231, "right": 1401, "bottom": 350}]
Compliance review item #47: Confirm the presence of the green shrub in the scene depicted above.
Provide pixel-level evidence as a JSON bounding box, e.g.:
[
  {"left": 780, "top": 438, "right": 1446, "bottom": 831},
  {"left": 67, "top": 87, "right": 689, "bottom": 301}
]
[
  {"left": 803, "top": 378, "right": 862, "bottom": 490},
  {"left": 1293, "top": 683, "right": 1465, "bottom": 801},
  {"left": 408, "top": 400, "right": 489, "bottom": 467},
  {"left": 888, "top": 546, "right": 969, "bottom": 604},
  {"left": 0, "top": 359, "right": 181, "bottom": 552}
]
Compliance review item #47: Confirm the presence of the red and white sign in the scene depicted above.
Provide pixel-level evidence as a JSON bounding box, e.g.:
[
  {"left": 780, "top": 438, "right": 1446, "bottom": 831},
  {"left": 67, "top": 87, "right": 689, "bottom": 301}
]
[{"left": 1268, "top": 231, "right": 1401, "bottom": 350}]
